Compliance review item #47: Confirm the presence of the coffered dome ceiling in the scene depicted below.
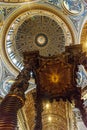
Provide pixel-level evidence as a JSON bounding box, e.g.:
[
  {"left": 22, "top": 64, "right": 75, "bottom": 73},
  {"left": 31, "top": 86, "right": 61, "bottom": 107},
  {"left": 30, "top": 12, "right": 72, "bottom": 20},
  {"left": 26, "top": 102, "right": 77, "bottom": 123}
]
[
  {"left": 15, "top": 15, "right": 65, "bottom": 57},
  {"left": 1, "top": 3, "right": 74, "bottom": 74}
]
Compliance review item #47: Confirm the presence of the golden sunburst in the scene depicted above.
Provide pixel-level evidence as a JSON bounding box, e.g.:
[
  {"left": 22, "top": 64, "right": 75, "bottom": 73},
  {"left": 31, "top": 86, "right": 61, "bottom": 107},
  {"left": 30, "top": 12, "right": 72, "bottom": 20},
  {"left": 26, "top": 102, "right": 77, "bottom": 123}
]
[{"left": 49, "top": 73, "right": 59, "bottom": 83}]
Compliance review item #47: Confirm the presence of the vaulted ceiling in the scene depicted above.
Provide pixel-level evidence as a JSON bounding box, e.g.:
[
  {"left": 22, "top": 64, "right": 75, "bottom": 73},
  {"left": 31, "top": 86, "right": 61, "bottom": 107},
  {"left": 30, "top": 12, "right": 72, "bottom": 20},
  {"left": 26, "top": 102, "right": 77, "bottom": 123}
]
[{"left": 0, "top": 1, "right": 87, "bottom": 130}]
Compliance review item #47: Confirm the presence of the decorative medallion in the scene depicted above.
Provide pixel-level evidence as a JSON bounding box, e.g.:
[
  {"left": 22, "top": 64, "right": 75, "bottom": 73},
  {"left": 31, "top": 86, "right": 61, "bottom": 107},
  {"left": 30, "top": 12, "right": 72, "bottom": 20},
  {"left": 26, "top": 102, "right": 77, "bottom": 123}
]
[{"left": 62, "top": 0, "right": 84, "bottom": 15}]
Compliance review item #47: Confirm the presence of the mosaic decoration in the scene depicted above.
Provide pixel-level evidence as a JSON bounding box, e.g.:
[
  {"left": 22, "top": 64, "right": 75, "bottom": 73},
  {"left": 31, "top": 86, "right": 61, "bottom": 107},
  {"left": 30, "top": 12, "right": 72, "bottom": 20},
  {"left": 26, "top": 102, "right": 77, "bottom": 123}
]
[
  {"left": 0, "top": 6, "right": 17, "bottom": 19},
  {"left": 48, "top": 0, "right": 60, "bottom": 6},
  {"left": 63, "top": 0, "right": 83, "bottom": 15},
  {"left": 69, "top": 16, "right": 81, "bottom": 32},
  {"left": 0, "top": 7, "right": 4, "bottom": 23},
  {"left": 3, "top": 7, "right": 16, "bottom": 17}
]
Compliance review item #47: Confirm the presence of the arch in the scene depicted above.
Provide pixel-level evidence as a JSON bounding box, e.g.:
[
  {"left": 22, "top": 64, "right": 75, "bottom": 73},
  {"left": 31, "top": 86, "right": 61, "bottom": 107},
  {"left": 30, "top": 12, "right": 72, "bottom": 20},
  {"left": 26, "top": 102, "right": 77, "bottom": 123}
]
[{"left": 0, "top": 3, "right": 77, "bottom": 76}]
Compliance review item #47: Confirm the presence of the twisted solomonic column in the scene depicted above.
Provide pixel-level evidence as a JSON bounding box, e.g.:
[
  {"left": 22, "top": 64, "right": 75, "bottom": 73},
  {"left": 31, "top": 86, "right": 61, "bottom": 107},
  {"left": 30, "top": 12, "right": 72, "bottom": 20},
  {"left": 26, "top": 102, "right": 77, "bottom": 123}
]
[
  {"left": 0, "top": 51, "right": 39, "bottom": 130},
  {"left": 0, "top": 68, "right": 30, "bottom": 130}
]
